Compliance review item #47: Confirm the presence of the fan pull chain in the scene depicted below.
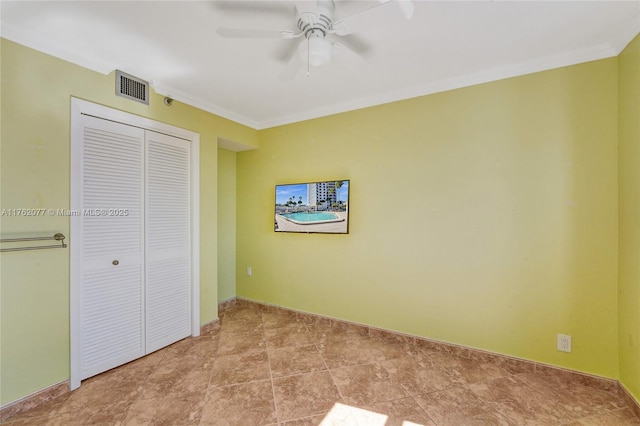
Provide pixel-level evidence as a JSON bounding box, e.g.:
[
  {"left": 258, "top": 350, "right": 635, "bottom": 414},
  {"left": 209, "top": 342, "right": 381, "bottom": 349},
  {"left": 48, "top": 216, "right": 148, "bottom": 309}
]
[{"left": 306, "top": 37, "right": 311, "bottom": 77}]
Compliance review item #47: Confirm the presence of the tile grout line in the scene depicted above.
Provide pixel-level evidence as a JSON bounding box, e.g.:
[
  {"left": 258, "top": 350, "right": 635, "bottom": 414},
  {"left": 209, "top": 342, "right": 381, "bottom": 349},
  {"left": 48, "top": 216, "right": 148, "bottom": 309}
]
[
  {"left": 318, "top": 335, "right": 440, "bottom": 424},
  {"left": 466, "top": 372, "right": 627, "bottom": 425},
  {"left": 262, "top": 310, "right": 282, "bottom": 425},
  {"left": 409, "top": 393, "right": 440, "bottom": 426},
  {"left": 317, "top": 341, "right": 347, "bottom": 407},
  {"left": 60, "top": 343, "right": 173, "bottom": 425},
  {"left": 120, "top": 347, "right": 168, "bottom": 424},
  {"left": 198, "top": 309, "right": 226, "bottom": 426},
  {"left": 278, "top": 314, "right": 347, "bottom": 422}
]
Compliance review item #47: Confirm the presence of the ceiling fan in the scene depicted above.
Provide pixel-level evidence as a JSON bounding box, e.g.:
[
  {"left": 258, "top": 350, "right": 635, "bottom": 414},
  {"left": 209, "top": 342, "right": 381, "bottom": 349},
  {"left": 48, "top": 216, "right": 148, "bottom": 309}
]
[{"left": 216, "top": 0, "right": 415, "bottom": 79}]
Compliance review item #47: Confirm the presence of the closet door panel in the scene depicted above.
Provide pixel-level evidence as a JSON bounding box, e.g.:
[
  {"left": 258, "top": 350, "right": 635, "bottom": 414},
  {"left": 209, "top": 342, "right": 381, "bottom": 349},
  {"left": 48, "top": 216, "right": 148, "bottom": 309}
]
[
  {"left": 81, "top": 264, "right": 144, "bottom": 378},
  {"left": 145, "top": 131, "right": 191, "bottom": 353},
  {"left": 79, "top": 116, "right": 145, "bottom": 379}
]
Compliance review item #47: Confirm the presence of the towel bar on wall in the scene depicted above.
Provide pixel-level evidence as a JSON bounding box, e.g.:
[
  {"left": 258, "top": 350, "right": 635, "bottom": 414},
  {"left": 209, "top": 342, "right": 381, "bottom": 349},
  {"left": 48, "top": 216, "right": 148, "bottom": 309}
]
[{"left": 0, "top": 233, "right": 67, "bottom": 252}]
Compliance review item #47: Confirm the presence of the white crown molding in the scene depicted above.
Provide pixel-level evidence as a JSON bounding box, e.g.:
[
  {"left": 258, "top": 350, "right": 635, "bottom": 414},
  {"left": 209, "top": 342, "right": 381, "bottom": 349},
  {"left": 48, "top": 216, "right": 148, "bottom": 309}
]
[
  {"left": 3, "top": 16, "right": 638, "bottom": 132},
  {"left": 217, "top": 137, "right": 257, "bottom": 152},
  {"left": 256, "top": 41, "right": 621, "bottom": 130},
  {"left": 1, "top": 24, "right": 113, "bottom": 75},
  {"left": 608, "top": 14, "right": 640, "bottom": 55},
  {"left": 155, "top": 35, "right": 628, "bottom": 130},
  {"left": 150, "top": 81, "right": 261, "bottom": 130},
  {"left": 1, "top": 22, "right": 260, "bottom": 129}
]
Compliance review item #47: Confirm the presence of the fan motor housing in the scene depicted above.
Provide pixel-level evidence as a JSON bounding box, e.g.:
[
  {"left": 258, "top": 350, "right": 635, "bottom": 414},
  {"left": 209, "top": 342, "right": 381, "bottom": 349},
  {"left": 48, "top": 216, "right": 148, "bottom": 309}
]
[{"left": 297, "top": 0, "right": 334, "bottom": 39}]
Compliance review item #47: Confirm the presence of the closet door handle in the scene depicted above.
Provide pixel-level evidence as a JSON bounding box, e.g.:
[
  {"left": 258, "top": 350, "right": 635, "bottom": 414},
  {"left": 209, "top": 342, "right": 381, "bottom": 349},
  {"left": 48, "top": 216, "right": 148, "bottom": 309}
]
[{"left": 112, "top": 260, "right": 119, "bottom": 266}]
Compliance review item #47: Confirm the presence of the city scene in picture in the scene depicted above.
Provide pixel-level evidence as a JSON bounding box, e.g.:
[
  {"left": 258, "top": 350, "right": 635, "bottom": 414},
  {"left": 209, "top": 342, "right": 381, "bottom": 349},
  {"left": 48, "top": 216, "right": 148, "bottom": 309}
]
[{"left": 275, "top": 180, "right": 349, "bottom": 234}]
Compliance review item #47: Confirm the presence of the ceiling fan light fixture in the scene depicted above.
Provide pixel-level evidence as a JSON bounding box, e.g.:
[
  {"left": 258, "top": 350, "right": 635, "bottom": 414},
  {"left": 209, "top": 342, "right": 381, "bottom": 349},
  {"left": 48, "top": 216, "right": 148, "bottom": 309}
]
[{"left": 307, "top": 36, "right": 332, "bottom": 67}]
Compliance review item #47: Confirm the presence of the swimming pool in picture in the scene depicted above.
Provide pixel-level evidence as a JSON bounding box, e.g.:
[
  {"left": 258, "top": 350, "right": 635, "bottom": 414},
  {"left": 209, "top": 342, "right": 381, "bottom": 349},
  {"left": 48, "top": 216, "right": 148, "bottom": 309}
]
[{"left": 279, "top": 212, "right": 345, "bottom": 225}]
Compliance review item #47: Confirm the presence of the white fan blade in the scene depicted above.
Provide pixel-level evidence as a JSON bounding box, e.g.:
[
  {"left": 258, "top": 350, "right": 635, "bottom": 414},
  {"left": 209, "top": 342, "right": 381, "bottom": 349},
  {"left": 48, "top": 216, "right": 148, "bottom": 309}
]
[
  {"left": 212, "top": 1, "right": 297, "bottom": 18},
  {"left": 294, "top": 1, "right": 318, "bottom": 15},
  {"left": 332, "top": 42, "right": 369, "bottom": 69},
  {"left": 332, "top": 0, "right": 414, "bottom": 36},
  {"left": 328, "top": 33, "right": 371, "bottom": 58},
  {"left": 396, "top": 0, "right": 415, "bottom": 20},
  {"left": 217, "top": 28, "right": 296, "bottom": 39},
  {"left": 278, "top": 48, "right": 303, "bottom": 81}
]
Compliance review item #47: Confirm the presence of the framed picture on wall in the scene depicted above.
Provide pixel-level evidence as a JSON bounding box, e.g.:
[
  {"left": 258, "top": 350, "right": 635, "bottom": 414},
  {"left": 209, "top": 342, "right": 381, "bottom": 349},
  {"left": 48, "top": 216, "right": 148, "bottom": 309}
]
[{"left": 274, "top": 180, "right": 349, "bottom": 234}]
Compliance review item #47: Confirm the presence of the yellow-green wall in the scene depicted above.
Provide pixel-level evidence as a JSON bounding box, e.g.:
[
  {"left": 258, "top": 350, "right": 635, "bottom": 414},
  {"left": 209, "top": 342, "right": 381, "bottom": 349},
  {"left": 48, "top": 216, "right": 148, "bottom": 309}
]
[
  {"left": 218, "top": 148, "right": 237, "bottom": 302},
  {"left": 3, "top": 33, "right": 638, "bottom": 408},
  {"left": 618, "top": 33, "right": 640, "bottom": 402},
  {"left": 0, "top": 39, "right": 257, "bottom": 405},
  {"left": 237, "top": 58, "right": 620, "bottom": 379}
]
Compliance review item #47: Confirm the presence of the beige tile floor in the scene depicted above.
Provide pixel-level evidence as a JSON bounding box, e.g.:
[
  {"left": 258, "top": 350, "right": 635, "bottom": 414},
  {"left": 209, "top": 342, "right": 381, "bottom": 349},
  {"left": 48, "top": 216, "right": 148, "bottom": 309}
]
[{"left": 4, "top": 302, "right": 640, "bottom": 425}]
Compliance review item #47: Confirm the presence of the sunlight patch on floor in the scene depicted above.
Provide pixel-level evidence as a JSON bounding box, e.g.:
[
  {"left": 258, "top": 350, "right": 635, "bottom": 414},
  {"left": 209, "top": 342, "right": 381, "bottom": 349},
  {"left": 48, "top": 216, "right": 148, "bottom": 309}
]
[
  {"left": 320, "top": 403, "right": 387, "bottom": 425},
  {"left": 319, "top": 402, "right": 426, "bottom": 426}
]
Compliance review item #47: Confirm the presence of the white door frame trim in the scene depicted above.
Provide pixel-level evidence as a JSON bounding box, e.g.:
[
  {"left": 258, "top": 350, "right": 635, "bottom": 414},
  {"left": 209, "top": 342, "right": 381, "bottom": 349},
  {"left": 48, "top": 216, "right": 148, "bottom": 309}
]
[{"left": 70, "top": 98, "right": 200, "bottom": 390}]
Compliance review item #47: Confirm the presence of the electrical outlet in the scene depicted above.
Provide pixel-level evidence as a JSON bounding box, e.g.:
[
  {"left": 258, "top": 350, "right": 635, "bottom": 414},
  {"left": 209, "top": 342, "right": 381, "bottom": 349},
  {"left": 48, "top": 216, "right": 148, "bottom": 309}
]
[
  {"left": 247, "top": 266, "right": 252, "bottom": 277},
  {"left": 557, "top": 334, "right": 572, "bottom": 352}
]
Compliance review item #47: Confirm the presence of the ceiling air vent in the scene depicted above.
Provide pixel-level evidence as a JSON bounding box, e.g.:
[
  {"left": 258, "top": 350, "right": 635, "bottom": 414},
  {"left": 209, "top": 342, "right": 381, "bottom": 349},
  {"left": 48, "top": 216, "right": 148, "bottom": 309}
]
[{"left": 115, "top": 70, "right": 149, "bottom": 105}]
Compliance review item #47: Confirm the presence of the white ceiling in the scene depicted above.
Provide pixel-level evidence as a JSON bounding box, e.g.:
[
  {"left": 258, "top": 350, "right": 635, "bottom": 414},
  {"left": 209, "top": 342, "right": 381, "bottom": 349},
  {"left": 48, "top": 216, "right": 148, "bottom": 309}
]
[{"left": 2, "top": 1, "right": 639, "bottom": 130}]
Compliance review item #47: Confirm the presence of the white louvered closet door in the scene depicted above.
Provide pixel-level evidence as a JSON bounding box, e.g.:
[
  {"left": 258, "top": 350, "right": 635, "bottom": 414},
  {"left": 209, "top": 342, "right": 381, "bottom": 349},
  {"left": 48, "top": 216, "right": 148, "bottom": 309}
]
[
  {"left": 79, "top": 115, "right": 145, "bottom": 380},
  {"left": 145, "top": 131, "right": 191, "bottom": 353},
  {"left": 71, "top": 99, "right": 199, "bottom": 390}
]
